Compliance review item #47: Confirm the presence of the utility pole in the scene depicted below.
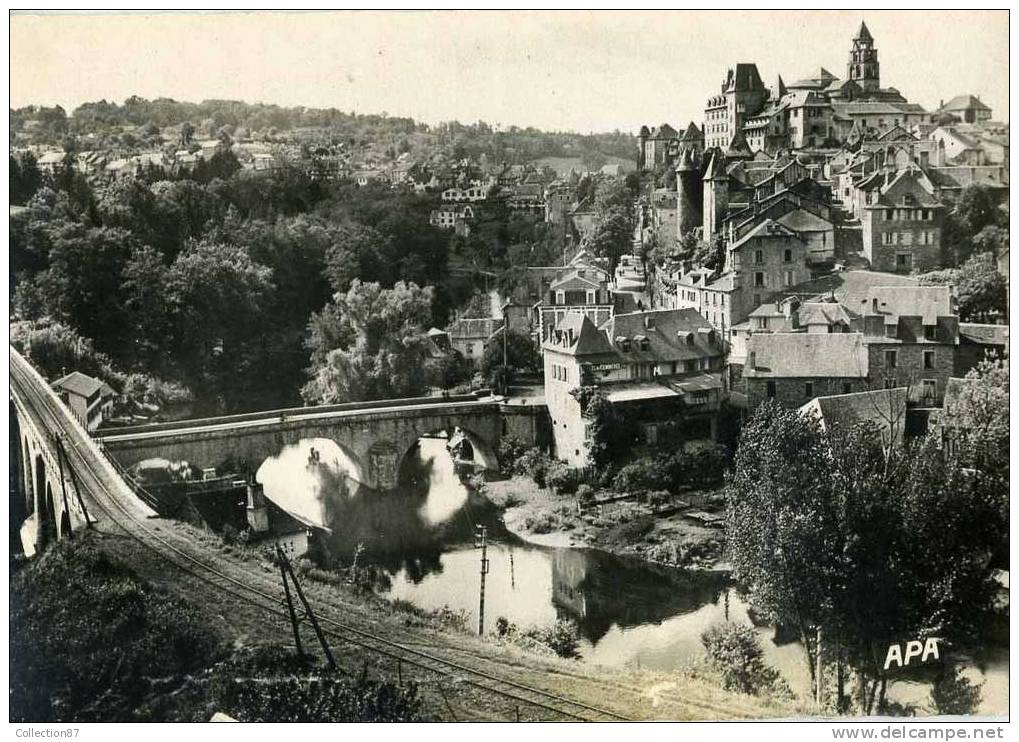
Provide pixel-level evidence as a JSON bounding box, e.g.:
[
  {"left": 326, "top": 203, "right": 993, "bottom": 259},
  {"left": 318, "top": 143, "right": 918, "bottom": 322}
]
[
  {"left": 474, "top": 525, "right": 489, "bottom": 636},
  {"left": 276, "top": 543, "right": 338, "bottom": 672}
]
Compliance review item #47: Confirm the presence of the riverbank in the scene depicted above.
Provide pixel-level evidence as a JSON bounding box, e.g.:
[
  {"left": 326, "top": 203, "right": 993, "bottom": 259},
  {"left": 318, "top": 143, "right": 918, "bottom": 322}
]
[
  {"left": 483, "top": 475, "right": 726, "bottom": 569},
  {"left": 71, "top": 522, "right": 800, "bottom": 721}
]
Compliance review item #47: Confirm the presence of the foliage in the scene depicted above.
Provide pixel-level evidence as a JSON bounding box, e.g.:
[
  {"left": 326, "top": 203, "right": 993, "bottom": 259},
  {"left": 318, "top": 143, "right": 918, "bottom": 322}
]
[
  {"left": 303, "top": 280, "right": 434, "bottom": 403},
  {"left": 920, "top": 252, "right": 1006, "bottom": 321},
  {"left": 725, "top": 400, "right": 1003, "bottom": 713},
  {"left": 570, "top": 386, "right": 635, "bottom": 470},
  {"left": 496, "top": 435, "right": 529, "bottom": 475},
  {"left": 10, "top": 540, "right": 221, "bottom": 721},
  {"left": 545, "top": 459, "right": 582, "bottom": 495},
  {"left": 513, "top": 447, "right": 552, "bottom": 487},
  {"left": 480, "top": 329, "right": 541, "bottom": 379},
  {"left": 209, "top": 646, "right": 425, "bottom": 722},
  {"left": 929, "top": 665, "right": 982, "bottom": 716},
  {"left": 525, "top": 620, "right": 581, "bottom": 659},
  {"left": 701, "top": 622, "right": 786, "bottom": 696}
]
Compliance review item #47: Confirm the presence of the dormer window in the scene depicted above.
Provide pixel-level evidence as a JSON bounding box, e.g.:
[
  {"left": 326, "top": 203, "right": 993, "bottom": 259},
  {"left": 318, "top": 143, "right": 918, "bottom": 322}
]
[
  {"left": 555, "top": 290, "right": 565, "bottom": 306},
  {"left": 924, "top": 324, "right": 937, "bottom": 341},
  {"left": 586, "top": 290, "right": 596, "bottom": 305},
  {"left": 885, "top": 324, "right": 898, "bottom": 338}
]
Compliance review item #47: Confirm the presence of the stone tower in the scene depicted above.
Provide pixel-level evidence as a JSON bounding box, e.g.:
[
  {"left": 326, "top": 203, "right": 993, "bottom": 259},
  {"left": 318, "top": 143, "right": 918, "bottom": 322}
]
[
  {"left": 702, "top": 151, "right": 729, "bottom": 240},
  {"left": 847, "top": 21, "right": 880, "bottom": 93},
  {"left": 638, "top": 125, "right": 650, "bottom": 171},
  {"left": 675, "top": 148, "right": 702, "bottom": 239}
]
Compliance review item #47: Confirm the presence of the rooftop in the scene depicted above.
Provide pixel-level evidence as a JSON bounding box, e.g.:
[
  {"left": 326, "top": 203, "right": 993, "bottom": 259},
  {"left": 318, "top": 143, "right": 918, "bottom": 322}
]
[{"left": 744, "top": 332, "right": 868, "bottom": 378}]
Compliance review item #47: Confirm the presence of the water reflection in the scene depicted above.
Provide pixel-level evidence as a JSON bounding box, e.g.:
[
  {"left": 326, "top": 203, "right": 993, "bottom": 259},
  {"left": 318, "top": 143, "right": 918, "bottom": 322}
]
[{"left": 255, "top": 435, "right": 1007, "bottom": 715}]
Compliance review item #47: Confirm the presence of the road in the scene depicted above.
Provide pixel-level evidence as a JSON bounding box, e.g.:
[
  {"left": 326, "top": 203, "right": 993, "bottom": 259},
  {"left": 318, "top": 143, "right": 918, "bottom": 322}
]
[{"left": 10, "top": 347, "right": 795, "bottom": 721}]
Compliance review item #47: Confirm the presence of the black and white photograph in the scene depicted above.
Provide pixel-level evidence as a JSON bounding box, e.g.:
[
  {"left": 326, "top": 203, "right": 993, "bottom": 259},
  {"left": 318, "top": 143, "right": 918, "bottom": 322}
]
[{"left": 6, "top": 8, "right": 1010, "bottom": 731}]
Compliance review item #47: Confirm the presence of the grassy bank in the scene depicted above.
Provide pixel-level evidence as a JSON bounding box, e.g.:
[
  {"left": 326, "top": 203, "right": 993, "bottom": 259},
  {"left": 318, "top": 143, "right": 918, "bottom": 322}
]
[
  {"left": 10, "top": 537, "right": 426, "bottom": 722},
  {"left": 484, "top": 475, "right": 726, "bottom": 568}
]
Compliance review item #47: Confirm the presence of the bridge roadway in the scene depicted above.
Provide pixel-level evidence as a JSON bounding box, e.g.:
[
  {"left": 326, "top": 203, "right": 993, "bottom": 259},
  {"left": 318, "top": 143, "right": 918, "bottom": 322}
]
[
  {"left": 98, "top": 392, "right": 507, "bottom": 490},
  {"left": 10, "top": 348, "right": 658, "bottom": 721}
]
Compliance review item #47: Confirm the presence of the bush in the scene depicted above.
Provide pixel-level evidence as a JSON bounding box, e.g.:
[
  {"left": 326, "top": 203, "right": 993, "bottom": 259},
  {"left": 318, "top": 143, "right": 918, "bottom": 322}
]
[
  {"left": 497, "top": 435, "right": 529, "bottom": 475},
  {"left": 524, "top": 620, "right": 581, "bottom": 659},
  {"left": 210, "top": 646, "right": 426, "bottom": 721},
  {"left": 10, "top": 540, "right": 221, "bottom": 721},
  {"left": 513, "top": 447, "right": 551, "bottom": 487},
  {"left": 576, "top": 484, "right": 597, "bottom": 508},
  {"left": 930, "top": 665, "right": 982, "bottom": 715},
  {"left": 545, "top": 459, "right": 581, "bottom": 494},
  {"left": 700, "top": 622, "right": 784, "bottom": 696}
]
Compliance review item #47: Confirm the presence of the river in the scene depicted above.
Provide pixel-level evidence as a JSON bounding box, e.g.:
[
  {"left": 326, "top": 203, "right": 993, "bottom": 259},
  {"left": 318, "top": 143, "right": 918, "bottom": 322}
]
[{"left": 255, "top": 435, "right": 1008, "bottom": 716}]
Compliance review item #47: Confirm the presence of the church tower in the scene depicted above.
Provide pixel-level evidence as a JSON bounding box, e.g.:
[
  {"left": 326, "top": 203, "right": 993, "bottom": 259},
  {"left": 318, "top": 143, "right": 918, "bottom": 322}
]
[{"left": 847, "top": 21, "right": 880, "bottom": 93}]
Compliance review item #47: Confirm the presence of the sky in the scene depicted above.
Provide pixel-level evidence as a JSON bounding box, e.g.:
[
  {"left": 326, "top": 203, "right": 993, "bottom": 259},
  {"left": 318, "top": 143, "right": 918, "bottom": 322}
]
[{"left": 9, "top": 10, "right": 1010, "bottom": 134}]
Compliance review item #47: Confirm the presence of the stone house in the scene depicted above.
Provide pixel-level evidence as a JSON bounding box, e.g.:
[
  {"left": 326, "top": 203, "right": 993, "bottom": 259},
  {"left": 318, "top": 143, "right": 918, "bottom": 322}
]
[
  {"left": 743, "top": 332, "right": 870, "bottom": 409},
  {"left": 858, "top": 166, "right": 943, "bottom": 273},
  {"left": 543, "top": 309, "right": 726, "bottom": 468}
]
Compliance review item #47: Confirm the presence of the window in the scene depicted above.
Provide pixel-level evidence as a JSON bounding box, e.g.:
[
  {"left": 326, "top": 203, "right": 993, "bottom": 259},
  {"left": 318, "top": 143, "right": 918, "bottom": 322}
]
[
  {"left": 755, "top": 249, "right": 764, "bottom": 264},
  {"left": 896, "top": 253, "right": 912, "bottom": 271},
  {"left": 804, "top": 381, "right": 814, "bottom": 399},
  {"left": 921, "top": 379, "right": 936, "bottom": 402},
  {"left": 754, "top": 272, "right": 765, "bottom": 287},
  {"left": 645, "top": 423, "right": 659, "bottom": 446},
  {"left": 886, "top": 324, "right": 897, "bottom": 338},
  {"left": 783, "top": 248, "right": 792, "bottom": 262},
  {"left": 842, "top": 382, "right": 852, "bottom": 395},
  {"left": 555, "top": 290, "right": 565, "bottom": 305},
  {"left": 766, "top": 381, "right": 776, "bottom": 398},
  {"left": 586, "top": 290, "right": 596, "bottom": 305},
  {"left": 924, "top": 325, "right": 937, "bottom": 341},
  {"left": 884, "top": 350, "right": 897, "bottom": 368},
  {"left": 924, "top": 350, "right": 935, "bottom": 369},
  {"left": 784, "top": 270, "right": 795, "bottom": 286}
]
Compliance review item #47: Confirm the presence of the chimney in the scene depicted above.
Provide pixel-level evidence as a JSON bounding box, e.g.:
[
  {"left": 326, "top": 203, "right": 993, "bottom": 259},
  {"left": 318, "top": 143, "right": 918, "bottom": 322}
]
[{"left": 872, "top": 297, "right": 879, "bottom": 313}]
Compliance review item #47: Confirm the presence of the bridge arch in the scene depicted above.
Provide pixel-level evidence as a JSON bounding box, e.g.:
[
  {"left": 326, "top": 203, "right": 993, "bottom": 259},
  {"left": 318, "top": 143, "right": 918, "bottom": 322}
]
[
  {"left": 33, "top": 454, "right": 46, "bottom": 516},
  {"left": 396, "top": 425, "right": 499, "bottom": 487},
  {"left": 42, "top": 482, "right": 58, "bottom": 547}
]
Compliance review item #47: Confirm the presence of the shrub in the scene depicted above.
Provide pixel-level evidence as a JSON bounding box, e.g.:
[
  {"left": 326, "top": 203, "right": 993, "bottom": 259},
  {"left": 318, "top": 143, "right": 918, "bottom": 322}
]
[
  {"left": 930, "top": 665, "right": 982, "bottom": 716},
  {"left": 496, "top": 435, "right": 528, "bottom": 475},
  {"left": 545, "top": 459, "right": 581, "bottom": 495},
  {"left": 513, "top": 447, "right": 551, "bottom": 487},
  {"left": 210, "top": 646, "right": 426, "bottom": 722},
  {"left": 576, "top": 484, "right": 597, "bottom": 508},
  {"left": 701, "top": 622, "right": 784, "bottom": 696},
  {"left": 524, "top": 620, "right": 581, "bottom": 659},
  {"left": 10, "top": 540, "right": 221, "bottom": 722}
]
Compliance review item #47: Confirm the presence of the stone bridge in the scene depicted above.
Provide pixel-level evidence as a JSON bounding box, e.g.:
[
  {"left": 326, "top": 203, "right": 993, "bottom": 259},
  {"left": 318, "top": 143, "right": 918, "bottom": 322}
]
[
  {"left": 98, "top": 395, "right": 527, "bottom": 490},
  {"left": 10, "top": 350, "right": 109, "bottom": 556}
]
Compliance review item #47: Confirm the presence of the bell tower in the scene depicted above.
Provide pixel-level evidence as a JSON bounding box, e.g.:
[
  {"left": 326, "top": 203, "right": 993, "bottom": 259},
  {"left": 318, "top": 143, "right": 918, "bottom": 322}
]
[{"left": 847, "top": 21, "right": 880, "bottom": 93}]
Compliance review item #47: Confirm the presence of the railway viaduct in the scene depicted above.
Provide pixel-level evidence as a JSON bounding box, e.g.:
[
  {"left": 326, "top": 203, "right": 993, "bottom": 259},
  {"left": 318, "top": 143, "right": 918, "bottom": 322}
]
[{"left": 98, "top": 394, "right": 549, "bottom": 490}]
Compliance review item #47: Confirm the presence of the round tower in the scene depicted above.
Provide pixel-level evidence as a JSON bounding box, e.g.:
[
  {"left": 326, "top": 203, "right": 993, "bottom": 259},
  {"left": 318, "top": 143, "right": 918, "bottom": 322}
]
[{"left": 675, "top": 148, "right": 702, "bottom": 239}]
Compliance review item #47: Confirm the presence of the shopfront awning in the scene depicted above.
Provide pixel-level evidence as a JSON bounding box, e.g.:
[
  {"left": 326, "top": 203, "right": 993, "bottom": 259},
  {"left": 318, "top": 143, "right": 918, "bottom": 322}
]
[{"left": 603, "top": 382, "right": 682, "bottom": 404}]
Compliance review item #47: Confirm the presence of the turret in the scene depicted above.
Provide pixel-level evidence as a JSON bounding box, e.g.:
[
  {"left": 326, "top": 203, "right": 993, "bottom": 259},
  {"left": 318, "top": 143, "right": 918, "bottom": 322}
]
[
  {"left": 702, "top": 151, "right": 729, "bottom": 239},
  {"left": 675, "top": 148, "right": 703, "bottom": 239}
]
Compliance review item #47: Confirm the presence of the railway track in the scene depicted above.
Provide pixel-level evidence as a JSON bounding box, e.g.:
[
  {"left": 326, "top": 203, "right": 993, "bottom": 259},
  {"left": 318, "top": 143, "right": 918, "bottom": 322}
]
[{"left": 11, "top": 349, "right": 632, "bottom": 722}]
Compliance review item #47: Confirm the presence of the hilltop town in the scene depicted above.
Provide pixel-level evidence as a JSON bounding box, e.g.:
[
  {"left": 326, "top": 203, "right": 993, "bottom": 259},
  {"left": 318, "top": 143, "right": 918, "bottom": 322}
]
[{"left": 10, "top": 18, "right": 1009, "bottom": 723}]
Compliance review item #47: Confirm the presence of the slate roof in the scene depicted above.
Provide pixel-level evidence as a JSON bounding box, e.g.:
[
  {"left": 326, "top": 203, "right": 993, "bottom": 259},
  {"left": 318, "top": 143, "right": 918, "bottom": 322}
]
[
  {"left": 797, "top": 301, "right": 855, "bottom": 326},
  {"left": 799, "top": 387, "right": 908, "bottom": 437},
  {"left": 779, "top": 270, "right": 920, "bottom": 309},
  {"left": 447, "top": 317, "right": 503, "bottom": 340},
  {"left": 958, "top": 323, "right": 1008, "bottom": 346},
  {"left": 730, "top": 219, "right": 800, "bottom": 252},
  {"left": 940, "top": 94, "right": 991, "bottom": 112},
  {"left": 744, "top": 333, "right": 869, "bottom": 378},
  {"left": 53, "top": 371, "right": 106, "bottom": 399},
  {"left": 776, "top": 208, "right": 834, "bottom": 233},
  {"left": 865, "top": 285, "right": 953, "bottom": 325},
  {"left": 599, "top": 309, "right": 724, "bottom": 364}
]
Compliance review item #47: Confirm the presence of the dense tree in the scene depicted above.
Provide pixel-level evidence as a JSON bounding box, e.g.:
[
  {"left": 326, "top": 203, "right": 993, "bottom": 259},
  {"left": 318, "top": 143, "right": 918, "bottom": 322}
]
[
  {"left": 10, "top": 152, "right": 42, "bottom": 204},
  {"left": 479, "top": 329, "right": 541, "bottom": 385},
  {"left": 164, "top": 240, "right": 274, "bottom": 410},
  {"left": 303, "top": 280, "right": 434, "bottom": 404},
  {"left": 920, "top": 252, "right": 1006, "bottom": 321},
  {"left": 726, "top": 401, "right": 1002, "bottom": 714}
]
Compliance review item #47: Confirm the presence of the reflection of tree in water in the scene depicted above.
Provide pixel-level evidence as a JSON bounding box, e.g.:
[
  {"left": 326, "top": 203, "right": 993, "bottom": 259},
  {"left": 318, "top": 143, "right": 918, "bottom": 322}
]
[
  {"left": 551, "top": 548, "right": 729, "bottom": 644},
  {"left": 309, "top": 441, "right": 504, "bottom": 584}
]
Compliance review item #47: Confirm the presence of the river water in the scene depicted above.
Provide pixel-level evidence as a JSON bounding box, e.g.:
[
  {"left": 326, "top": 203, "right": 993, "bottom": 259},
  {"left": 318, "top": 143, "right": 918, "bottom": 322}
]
[{"left": 255, "top": 436, "right": 1008, "bottom": 716}]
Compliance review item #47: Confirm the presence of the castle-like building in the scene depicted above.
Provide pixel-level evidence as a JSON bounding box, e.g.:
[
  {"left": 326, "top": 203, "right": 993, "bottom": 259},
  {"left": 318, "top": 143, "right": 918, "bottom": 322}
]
[{"left": 641, "top": 23, "right": 930, "bottom": 168}]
